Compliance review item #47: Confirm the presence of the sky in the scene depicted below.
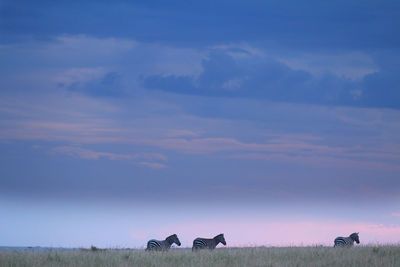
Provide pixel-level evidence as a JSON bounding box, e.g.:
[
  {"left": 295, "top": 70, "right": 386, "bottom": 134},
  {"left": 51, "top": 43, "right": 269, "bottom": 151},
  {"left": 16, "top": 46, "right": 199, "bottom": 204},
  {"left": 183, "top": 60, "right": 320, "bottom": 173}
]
[{"left": 1, "top": 0, "right": 400, "bottom": 248}]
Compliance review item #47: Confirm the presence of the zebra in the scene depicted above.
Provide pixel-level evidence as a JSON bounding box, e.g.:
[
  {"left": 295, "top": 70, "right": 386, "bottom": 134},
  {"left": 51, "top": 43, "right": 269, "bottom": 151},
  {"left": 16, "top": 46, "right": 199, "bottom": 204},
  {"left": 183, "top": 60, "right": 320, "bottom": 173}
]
[
  {"left": 146, "top": 234, "right": 181, "bottom": 251},
  {"left": 192, "top": 233, "right": 226, "bottom": 250},
  {"left": 334, "top": 232, "right": 360, "bottom": 247}
]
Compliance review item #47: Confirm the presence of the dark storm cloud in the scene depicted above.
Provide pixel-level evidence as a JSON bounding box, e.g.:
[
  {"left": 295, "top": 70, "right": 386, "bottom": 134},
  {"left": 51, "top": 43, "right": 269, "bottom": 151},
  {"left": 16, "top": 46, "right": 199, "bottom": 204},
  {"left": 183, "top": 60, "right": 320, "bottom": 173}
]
[
  {"left": 143, "top": 51, "right": 314, "bottom": 99},
  {"left": 144, "top": 50, "right": 400, "bottom": 109},
  {"left": 2, "top": 0, "right": 399, "bottom": 108}
]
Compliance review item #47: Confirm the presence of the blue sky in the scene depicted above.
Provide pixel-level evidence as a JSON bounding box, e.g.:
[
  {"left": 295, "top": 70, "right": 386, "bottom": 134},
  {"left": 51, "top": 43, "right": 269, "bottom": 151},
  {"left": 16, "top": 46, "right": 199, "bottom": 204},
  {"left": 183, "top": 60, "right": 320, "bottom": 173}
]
[{"left": 1, "top": 0, "right": 400, "bottom": 247}]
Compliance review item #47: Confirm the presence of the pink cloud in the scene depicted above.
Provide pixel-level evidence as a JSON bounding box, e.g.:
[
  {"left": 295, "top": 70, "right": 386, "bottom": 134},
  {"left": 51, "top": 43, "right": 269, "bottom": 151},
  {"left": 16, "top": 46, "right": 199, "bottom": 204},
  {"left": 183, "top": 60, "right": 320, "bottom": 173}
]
[
  {"left": 3, "top": 115, "right": 400, "bottom": 171},
  {"left": 142, "top": 137, "right": 347, "bottom": 155},
  {"left": 4, "top": 116, "right": 399, "bottom": 170},
  {"left": 54, "top": 146, "right": 131, "bottom": 160},
  {"left": 1, "top": 94, "right": 400, "bottom": 171},
  {"left": 229, "top": 152, "right": 400, "bottom": 171},
  {"left": 138, "top": 162, "right": 166, "bottom": 169},
  {"left": 136, "top": 136, "right": 400, "bottom": 171},
  {"left": 52, "top": 146, "right": 167, "bottom": 168},
  {"left": 165, "top": 129, "right": 203, "bottom": 138}
]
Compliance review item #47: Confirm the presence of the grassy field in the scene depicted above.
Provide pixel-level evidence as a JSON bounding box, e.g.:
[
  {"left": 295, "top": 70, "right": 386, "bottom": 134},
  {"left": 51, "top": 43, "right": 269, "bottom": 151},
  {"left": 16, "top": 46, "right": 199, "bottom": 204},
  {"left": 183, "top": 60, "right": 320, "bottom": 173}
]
[{"left": 1, "top": 246, "right": 400, "bottom": 267}]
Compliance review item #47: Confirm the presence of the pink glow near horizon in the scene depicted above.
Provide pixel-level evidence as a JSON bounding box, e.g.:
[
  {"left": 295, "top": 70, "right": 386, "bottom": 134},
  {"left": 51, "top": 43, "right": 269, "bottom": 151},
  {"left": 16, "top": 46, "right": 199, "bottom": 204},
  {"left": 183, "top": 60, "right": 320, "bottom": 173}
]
[{"left": 131, "top": 220, "right": 400, "bottom": 247}]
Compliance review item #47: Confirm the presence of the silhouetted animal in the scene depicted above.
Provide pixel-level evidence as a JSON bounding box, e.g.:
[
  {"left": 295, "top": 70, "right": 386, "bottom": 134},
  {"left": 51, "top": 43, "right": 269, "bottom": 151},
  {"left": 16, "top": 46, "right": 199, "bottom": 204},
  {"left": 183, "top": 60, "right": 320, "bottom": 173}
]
[
  {"left": 146, "top": 234, "right": 181, "bottom": 251},
  {"left": 334, "top": 232, "right": 360, "bottom": 247},
  {"left": 192, "top": 233, "right": 226, "bottom": 250}
]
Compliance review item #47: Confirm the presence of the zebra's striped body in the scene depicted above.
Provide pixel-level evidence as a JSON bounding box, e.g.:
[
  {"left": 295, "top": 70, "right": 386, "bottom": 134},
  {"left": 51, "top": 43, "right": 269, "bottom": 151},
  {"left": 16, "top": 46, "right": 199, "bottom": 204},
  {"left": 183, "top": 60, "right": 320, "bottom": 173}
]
[
  {"left": 146, "top": 234, "right": 181, "bottom": 251},
  {"left": 334, "top": 232, "right": 360, "bottom": 247},
  {"left": 192, "top": 234, "right": 226, "bottom": 250}
]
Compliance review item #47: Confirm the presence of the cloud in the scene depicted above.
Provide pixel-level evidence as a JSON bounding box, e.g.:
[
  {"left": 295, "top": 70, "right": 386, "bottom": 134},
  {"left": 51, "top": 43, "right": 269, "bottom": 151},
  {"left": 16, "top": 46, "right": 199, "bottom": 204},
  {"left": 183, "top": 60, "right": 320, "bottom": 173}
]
[
  {"left": 53, "top": 146, "right": 167, "bottom": 168},
  {"left": 53, "top": 146, "right": 132, "bottom": 160},
  {"left": 144, "top": 50, "right": 398, "bottom": 108},
  {"left": 54, "top": 67, "right": 107, "bottom": 86},
  {"left": 1, "top": 92, "right": 400, "bottom": 172},
  {"left": 67, "top": 71, "right": 125, "bottom": 97},
  {"left": 2, "top": 1, "right": 399, "bottom": 52},
  {"left": 0, "top": 35, "right": 204, "bottom": 98},
  {"left": 138, "top": 162, "right": 166, "bottom": 169},
  {"left": 1, "top": 77, "right": 400, "bottom": 203},
  {"left": 144, "top": 51, "right": 313, "bottom": 99},
  {"left": 141, "top": 136, "right": 350, "bottom": 155},
  {"left": 1, "top": 1, "right": 400, "bottom": 234},
  {"left": 361, "top": 54, "right": 400, "bottom": 109},
  {"left": 1, "top": 32, "right": 398, "bottom": 109},
  {"left": 276, "top": 51, "right": 379, "bottom": 81},
  {"left": 53, "top": 67, "right": 126, "bottom": 97},
  {"left": 165, "top": 129, "right": 203, "bottom": 138},
  {"left": 229, "top": 153, "right": 400, "bottom": 171}
]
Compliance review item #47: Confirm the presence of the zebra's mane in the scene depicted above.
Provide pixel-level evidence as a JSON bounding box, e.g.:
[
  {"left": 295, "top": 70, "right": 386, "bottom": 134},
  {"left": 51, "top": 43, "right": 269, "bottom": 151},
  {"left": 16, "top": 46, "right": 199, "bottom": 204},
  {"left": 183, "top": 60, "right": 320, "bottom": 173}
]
[
  {"left": 214, "top": 233, "right": 224, "bottom": 240},
  {"left": 350, "top": 232, "right": 359, "bottom": 240},
  {"left": 166, "top": 234, "right": 178, "bottom": 244}
]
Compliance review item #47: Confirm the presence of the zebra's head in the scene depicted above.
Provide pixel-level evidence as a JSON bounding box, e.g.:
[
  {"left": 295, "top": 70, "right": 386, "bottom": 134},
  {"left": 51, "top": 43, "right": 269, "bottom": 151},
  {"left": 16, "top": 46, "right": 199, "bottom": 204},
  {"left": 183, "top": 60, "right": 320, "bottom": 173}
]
[
  {"left": 215, "top": 233, "right": 226, "bottom": 245},
  {"left": 167, "top": 234, "right": 181, "bottom": 246},
  {"left": 350, "top": 232, "right": 360, "bottom": 244}
]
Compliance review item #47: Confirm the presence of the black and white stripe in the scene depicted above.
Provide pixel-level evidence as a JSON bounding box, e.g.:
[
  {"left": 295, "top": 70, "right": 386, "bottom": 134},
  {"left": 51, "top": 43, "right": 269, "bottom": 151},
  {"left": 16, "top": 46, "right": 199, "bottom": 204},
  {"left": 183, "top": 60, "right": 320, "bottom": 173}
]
[
  {"left": 334, "top": 232, "right": 360, "bottom": 247},
  {"left": 146, "top": 234, "right": 181, "bottom": 251},
  {"left": 192, "top": 233, "right": 226, "bottom": 250}
]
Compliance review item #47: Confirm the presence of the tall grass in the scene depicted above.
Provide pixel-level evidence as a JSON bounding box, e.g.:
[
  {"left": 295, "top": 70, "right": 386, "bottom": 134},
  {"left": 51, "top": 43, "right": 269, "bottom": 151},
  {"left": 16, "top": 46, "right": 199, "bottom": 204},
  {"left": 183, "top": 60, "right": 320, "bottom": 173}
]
[{"left": 1, "top": 246, "right": 400, "bottom": 267}]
